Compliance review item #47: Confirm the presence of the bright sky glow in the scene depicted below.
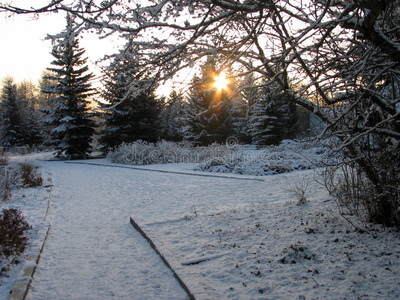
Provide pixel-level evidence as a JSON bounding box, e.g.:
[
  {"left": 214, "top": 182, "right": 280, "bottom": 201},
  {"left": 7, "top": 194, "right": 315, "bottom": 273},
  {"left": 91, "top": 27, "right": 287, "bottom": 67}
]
[
  {"left": 0, "top": 10, "right": 118, "bottom": 87},
  {"left": 0, "top": 12, "right": 64, "bottom": 83},
  {"left": 213, "top": 71, "right": 229, "bottom": 91},
  {"left": 0, "top": 5, "right": 177, "bottom": 97}
]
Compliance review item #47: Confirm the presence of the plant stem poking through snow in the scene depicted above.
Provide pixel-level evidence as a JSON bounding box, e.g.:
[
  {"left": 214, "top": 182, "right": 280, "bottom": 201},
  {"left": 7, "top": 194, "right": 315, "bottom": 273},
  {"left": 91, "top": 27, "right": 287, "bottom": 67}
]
[{"left": 286, "top": 177, "right": 310, "bottom": 205}]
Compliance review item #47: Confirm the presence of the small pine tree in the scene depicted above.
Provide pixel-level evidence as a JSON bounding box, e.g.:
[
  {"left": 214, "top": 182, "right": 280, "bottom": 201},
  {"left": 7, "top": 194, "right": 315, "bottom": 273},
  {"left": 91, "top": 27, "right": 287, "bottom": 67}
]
[
  {"left": 99, "top": 41, "right": 160, "bottom": 150},
  {"left": 0, "top": 77, "right": 26, "bottom": 148},
  {"left": 41, "top": 15, "right": 96, "bottom": 159}
]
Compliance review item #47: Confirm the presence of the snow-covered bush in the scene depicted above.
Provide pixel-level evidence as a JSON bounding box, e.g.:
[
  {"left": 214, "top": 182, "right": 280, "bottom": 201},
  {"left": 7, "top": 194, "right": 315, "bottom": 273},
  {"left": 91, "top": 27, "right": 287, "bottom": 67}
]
[
  {"left": 0, "top": 148, "right": 7, "bottom": 166},
  {"left": 198, "top": 139, "right": 331, "bottom": 176},
  {"left": 107, "top": 140, "right": 189, "bottom": 164},
  {"left": 18, "top": 162, "right": 43, "bottom": 187},
  {"left": 195, "top": 143, "right": 238, "bottom": 163},
  {"left": 107, "top": 139, "right": 332, "bottom": 176},
  {"left": 106, "top": 140, "right": 238, "bottom": 165},
  {"left": 0, "top": 208, "right": 29, "bottom": 257},
  {"left": 0, "top": 168, "right": 13, "bottom": 202},
  {"left": 198, "top": 151, "right": 303, "bottom": 175},
  {"left": 320, "top": 162, "right": 400, "bottom": 227},
  {"left": 286, "top": 178, "right": 310, "bottom": 205},
  {"left": 0, "top": 160, "right": 44, "bottom": 201},
  {"left": 316, "top": 130, "right": 400, "bottom": 228},
  {"left": 0, "top": 165, "right": 20, "bottom": 202}
]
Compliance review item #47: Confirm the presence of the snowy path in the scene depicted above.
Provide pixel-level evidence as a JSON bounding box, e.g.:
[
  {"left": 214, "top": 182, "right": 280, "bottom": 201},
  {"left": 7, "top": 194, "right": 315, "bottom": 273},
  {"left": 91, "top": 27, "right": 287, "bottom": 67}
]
[
  {"left": 25, "top": 160, "right": 275, "bottom": 299},
  {"left": 26, "top": 161, "right": 192, "bottom": 300},
  {"left": 8, "top": 157, "right": 400, "bottom": 300}
]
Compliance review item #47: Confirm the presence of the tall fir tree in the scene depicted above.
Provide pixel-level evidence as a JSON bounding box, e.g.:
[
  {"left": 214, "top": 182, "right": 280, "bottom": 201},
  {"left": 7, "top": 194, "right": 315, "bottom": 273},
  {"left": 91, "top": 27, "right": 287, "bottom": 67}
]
[
  {"left": 99, "top": 41, "right": 160, "bottom": 150},
  {"left": 0, "top": 77, "right": 25, "bottom": 148},
  {"left": 41, "top": 14, "right": 96, "bottom": 159},
  {"left": 185, "top": 57, "right": 235, "bottom": 145}
]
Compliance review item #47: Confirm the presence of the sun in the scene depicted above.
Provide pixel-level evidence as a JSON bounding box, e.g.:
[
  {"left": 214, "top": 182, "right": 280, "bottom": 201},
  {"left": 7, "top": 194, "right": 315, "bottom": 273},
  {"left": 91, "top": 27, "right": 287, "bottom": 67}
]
[{"left": 213, "top": 71, "right": 229, "bottom": 91}]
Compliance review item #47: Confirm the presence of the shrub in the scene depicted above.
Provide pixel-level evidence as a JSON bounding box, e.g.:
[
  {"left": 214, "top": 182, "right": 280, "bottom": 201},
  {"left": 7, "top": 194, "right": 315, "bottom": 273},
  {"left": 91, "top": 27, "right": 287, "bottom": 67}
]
[
  {"left": 0, "top": 208, "right": 29, "bottom": 257},
  {"left": 0, "top": 147, "right": 8, "bottom": 166},
  {"left": 0, "top": 168, "right": 13, "bottom": 202},
  {"left": 0, "top": 166, "right": 20, "bottom": 202},
  {"left": 18, "top": 162, "right": 43, "bottom": 187},
  {"left": 106, "top": 140, "right": 237, "bottom": 165},
  {"left": 107, "top": 139, "right": 331, "bottom": 176},
  {"left": 286, "top": 178, "right": 310, "bottom": 205},
  {"left": 320, "top": 162, "right": 400, "bottom": 227},
  {"left": 198, "top": 141, "right": 329, "bottom": 176},
  {"left": 1, "top": 161, "right": 43, "bottom": 201}
]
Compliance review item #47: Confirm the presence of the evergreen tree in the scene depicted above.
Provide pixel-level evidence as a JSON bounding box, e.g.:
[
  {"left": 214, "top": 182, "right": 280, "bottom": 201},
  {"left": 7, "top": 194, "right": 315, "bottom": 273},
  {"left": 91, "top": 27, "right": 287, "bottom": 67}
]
[
  {"left": 0, "top": 78, "right": 44, "bottom": 148},
  {"left": 38, "top": 70, "right": 58, "bottom": 142},
  {"left": 41, "top": 15, "right": 96, "bottom": 159},
  {"left": 160, "top": 89, "right": 185, "bottom": 141},
  {"left": 249, "top": 87, "right": 280, "bottom": 146},
  {"left": 276, "top": 91, "right": 298, "bottom": 140},
  {"left": 237, "top": 74, "right": 261, "bottom": 144},
  {"left": 16, "top": 80, "right": 43, "bottom": 146},
  {"left": 230, "top": 95, "right": 249, "bottom": 144},
  {"left": 99, "top": 41, "right": 160, "bottom": 150},
  {"left": 39, "top": 70, "right": 58, "bottom": 104},
  {"left": 249, "top": 84, "right": 299, "bottom": 146},
  {"left": 185, "top": 57, "right": 235, "bottom": 145},
  {"left": 0, "top": 77, "right": 25, "bottom": 148}
]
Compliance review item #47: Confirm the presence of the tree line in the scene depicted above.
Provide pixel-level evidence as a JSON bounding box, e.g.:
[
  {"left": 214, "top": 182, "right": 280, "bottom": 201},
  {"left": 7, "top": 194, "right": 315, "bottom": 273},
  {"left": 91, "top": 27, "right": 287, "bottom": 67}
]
[{"left": 0, "top": 15, "right": 309, "bottom": 159}]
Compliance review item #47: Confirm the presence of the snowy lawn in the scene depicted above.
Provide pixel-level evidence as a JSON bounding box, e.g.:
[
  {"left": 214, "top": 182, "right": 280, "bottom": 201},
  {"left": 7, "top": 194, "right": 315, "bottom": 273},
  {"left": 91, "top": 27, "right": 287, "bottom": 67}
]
[{"left": 1, "top": 153, "right": 400, "bottom": 299}]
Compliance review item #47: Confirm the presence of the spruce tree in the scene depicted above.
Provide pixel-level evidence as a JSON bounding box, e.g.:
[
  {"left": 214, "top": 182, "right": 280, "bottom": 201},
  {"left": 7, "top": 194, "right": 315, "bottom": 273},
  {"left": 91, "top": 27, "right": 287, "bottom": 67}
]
[
  {"left": 249, "top": 88, "right": 281, "bottom": 146},
  {"left": 41, "top": 15, "right": 96, "bottom": 159},
  {"left": 249, "top": 84, "right": 299, "bottom": 146},
  {"left": 0, "top": 77, "right": 25, "bottom": 148},
  {"left": 99, "top": 41, "right": 160, "bottom": 150},
  {"left": 185, "top": 57, "right": 235, "bottom": 145}
]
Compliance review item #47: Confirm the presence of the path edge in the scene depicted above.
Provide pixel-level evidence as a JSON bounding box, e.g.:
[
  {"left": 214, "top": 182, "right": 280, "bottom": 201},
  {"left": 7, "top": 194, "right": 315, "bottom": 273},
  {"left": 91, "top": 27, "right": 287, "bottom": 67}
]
[
  {"left": 130, "top": 217, "right": 196, "bottom": 300},
  {"left": 8, "top": 223, "right": 51, "bottom": 300}
]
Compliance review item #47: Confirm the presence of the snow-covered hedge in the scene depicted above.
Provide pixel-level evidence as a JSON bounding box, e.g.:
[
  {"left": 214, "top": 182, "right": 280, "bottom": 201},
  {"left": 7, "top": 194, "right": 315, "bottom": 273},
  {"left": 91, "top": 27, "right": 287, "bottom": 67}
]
[
  {"left": 107, "top": 139, "right": 332, "bottom": 176},
  {"left": 197, "top": 139, "right": 332, "bottom": 175},
  {"left": 106, "top": 140, "right": 237, "bottom": 165}
]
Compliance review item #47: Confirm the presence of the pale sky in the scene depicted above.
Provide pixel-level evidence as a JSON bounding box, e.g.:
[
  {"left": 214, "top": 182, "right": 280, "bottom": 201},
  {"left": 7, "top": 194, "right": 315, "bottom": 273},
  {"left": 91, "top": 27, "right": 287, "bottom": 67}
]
[
  {"left": 0, "top": 7, "right": 184, "bottom": 96},
  {"left": 0, "top": 9, "right": 120, "bottom": 86},
  {"left": 0, "top": 11, "right": 65, "bottom": 83}
]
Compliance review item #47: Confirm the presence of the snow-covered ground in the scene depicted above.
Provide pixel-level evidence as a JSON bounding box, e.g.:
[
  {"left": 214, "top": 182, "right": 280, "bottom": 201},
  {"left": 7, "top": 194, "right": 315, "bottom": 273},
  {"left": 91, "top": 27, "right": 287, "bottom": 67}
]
[{"left": 1, "top": 151, "right": 400, "bottom": 299}]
